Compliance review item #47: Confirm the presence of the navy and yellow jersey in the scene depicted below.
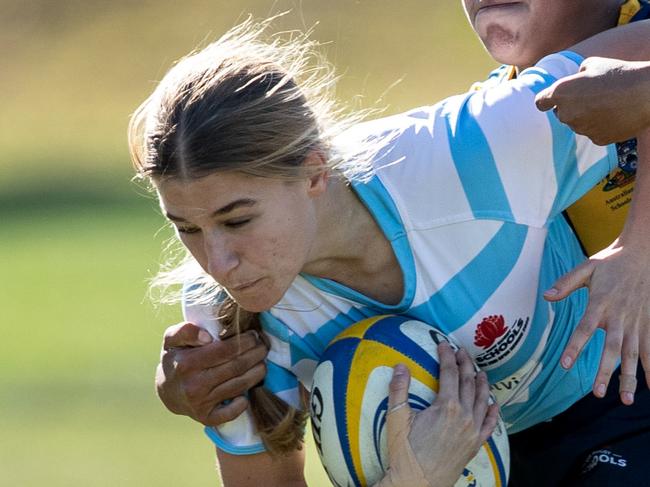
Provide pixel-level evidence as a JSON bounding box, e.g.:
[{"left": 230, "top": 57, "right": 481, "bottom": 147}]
[{"left": 474, "top": 0, "right": 650, "bottom": 255}]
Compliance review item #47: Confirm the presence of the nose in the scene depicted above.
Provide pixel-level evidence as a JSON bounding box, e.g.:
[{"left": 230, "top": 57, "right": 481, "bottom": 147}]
[{"left": 203, "top": 234, "right": 240, "bottom": 281}]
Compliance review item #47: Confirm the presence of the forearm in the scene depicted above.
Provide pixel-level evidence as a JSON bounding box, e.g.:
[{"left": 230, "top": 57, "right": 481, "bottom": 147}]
[
  {"left": 571, "top": 20, "right": 650, "bottom": 62},
  {"left": 623, "top": 62, "right": 650, "bottom": 129},
  {"left": 637, "top": 63, "right": 650, "bottom": 125},
  {"left": 619, "top": 128, "right": 650, "bottom": 250},
  {"left": 217, "top": 448, "right": 307, "bottom": 487}
]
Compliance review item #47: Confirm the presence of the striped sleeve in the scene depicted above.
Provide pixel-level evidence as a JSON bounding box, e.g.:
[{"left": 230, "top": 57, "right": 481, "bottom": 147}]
[{"left": 443, "top": 51, "right": 618, "bottom": 228}]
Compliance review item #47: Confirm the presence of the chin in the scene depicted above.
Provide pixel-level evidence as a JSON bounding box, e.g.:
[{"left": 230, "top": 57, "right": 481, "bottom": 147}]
[
  {"left": 486, "top": 46, "right": 530, "bottom": 68},
  {"left": 480, "top": 34, "right": 539, "bottom": 68},
  {"left": 233, "top": 287, "right": 285, "bottom": 313},
  {"left": 234, "top": 297, "right": 276, "bottom": 313}
]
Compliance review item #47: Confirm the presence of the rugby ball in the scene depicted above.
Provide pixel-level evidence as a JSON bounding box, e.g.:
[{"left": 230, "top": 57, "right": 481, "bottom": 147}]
[{"left": 309, "top": 315, "right": 509, "bottom": 487}]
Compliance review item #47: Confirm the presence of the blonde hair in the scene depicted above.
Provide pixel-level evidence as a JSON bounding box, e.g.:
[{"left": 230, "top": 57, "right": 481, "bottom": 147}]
[{"left": 128, "top": 16, "right": 380, "bottom": 455}]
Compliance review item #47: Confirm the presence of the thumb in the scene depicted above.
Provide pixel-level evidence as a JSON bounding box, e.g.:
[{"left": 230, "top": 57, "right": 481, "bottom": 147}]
[
  {"left": 535, "top": 85, "right": 556, "bottom": 112},
  {"left": 386, "top": 364, "right": 413, "bottom": 451},
  {"left": 544, "top": 259, "right": 594, "bottom": 301},
  {"left": 163, "top": 322, "right": 214, "bottom": 350}
]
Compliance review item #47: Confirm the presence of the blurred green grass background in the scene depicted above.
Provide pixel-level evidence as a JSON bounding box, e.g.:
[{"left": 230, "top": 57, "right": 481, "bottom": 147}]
[{"left": 1, "top": 1, "right": 495, "bottom": 485}]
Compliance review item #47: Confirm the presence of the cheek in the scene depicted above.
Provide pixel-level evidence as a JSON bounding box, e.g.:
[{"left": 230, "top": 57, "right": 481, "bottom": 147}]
[
  {"left": 178, "top": 234, "right": 208, "bottom": 268},
  {"left": 257, "top": 212, "right": 314, "bottom": 270}
]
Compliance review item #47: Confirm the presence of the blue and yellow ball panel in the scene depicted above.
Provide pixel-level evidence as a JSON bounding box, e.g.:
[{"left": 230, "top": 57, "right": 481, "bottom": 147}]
[{"left": 310, "top": 316, "right": 510, "bottom": 487}]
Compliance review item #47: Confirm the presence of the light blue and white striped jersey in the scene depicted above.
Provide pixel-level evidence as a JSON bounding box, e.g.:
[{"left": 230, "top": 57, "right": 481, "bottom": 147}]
[{"left": 185, "top": 51, "right": 618, "bottom": 454}]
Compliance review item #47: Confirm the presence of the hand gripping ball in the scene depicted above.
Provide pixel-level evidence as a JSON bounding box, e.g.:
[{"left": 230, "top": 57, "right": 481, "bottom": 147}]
[{"left": 309, "top": 315, "right": 509, "bottom": 487}]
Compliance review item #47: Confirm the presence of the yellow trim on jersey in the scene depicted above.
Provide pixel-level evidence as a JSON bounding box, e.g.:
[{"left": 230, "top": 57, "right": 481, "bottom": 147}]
[{"left": 619, "top": 0, "right": 642, "bottom": 25}]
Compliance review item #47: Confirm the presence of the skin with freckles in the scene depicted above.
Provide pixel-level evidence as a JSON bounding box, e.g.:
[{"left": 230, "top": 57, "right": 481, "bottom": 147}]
[
  {"left": 156, "top": 172, "right": 323, "bottom": 313},
  {"left": 156, "top": 155, "right": 404, "bottom": 313}
]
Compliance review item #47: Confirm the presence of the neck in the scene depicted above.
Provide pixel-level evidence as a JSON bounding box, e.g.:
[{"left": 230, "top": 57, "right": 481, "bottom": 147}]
[
  {"left": 302, "top": 177, "right": 384, "bottom": 278},
  {"left": 302, "top": 176, "right": 404, "bottom": 304}
]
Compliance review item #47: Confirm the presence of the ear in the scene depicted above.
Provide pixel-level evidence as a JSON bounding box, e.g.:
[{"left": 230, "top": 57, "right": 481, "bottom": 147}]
[{"left": 302, "top": 149, "right": 329, "bottom": 197}]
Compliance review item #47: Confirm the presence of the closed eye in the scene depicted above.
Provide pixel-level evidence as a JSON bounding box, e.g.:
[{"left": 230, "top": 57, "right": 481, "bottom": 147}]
[
  {"left": 224, "top": 218, "right": 251, "bottom": 229},
  {"left": 176, "top": 226, "right": 201, "bottom": 234}
]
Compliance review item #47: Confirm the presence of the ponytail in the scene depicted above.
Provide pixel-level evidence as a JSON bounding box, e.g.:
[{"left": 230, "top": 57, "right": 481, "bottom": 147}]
[{"left": 218, "top": 295, "right": 308, "bottom": 455}]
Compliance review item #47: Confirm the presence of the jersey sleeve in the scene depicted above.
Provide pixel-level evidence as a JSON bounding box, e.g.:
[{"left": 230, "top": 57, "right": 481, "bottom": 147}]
[
  {"left": 442, "top": 51, "right": 619, "bottom": 228},
  {"left": 182, "top": 293, "right": 303, "bottom": 455}
]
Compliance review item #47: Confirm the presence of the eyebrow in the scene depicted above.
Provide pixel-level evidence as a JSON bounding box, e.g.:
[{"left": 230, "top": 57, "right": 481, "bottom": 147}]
[{"left": 165, "top": 198, "right": 256, "bottom": 222}]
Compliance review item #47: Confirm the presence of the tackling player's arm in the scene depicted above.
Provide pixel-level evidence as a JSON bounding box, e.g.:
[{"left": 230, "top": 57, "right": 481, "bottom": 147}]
[
  {"left": 543, "top": 129, "right": 650, "bottom": 404},
  {"left": 532, "top": 20, "right": 650, "bottom": 404},
  {"left": 569, "top": 19, "right": 650, "bottom": 62}
]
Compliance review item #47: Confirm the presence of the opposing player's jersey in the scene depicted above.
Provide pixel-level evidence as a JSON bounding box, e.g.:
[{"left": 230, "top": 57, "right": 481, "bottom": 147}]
[
  {"left": 186, "top": 51, "right": 618, "bottom": 454},
  {"left": 476, "top": 0, "right": 650, "bottom": 255}
]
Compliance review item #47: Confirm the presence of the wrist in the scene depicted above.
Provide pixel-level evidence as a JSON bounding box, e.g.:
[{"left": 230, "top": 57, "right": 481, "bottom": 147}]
[{"left": 373, "top": 470, "right": 430, "bottom": 487}]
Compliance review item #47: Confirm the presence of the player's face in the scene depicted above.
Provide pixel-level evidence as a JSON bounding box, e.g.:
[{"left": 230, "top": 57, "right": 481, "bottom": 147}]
[
  {"left": 461, "top": 0, "right": 617, "bottom": 68},
  {"left": 156, "top": 170, "right": 322, "bottom": 312}
]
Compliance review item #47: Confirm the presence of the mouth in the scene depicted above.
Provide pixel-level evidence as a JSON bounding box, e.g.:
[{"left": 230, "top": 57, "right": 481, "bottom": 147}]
[{"left": 231, "top": 278, "right": 263, "bottom": 292}]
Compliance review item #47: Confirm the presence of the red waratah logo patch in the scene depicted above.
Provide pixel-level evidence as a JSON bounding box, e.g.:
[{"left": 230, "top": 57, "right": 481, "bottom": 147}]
[{"left": 474, "top": 315, "right": 508, "bottom": 349}]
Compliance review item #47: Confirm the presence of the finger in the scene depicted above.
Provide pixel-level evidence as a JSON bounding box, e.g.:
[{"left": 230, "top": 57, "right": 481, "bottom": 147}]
[
  {"left": 544, "top": 260, "right": 594, "bottom": 302},
  {"left": 163, "top": 322, "right": 214, "bottom": 349},
  {"left": 180, "top": 332, "right": 263, "bottom": 371},
  {"left": 593, "top": 326, "right": 624, "bottom": 398},
  {"left": 387, "top": 364, "right": 410, "bottom": 412},
  {"left": 535, "top": 71, "right": 580, "bottom": 112},
  {"left": 479, "top": 403, "right": 500, "bottom": 443},
  {"left": 182, "top": 359, "right": 265, "bottom": 417},
  {"left": 386, "top": 364, "right": 413, "bottom": 454},
  {"left": 457, "top": 349, "right": 477, "bottom": 412},
  {"left": 619, "top": 334, "right": 639, "bottom": 405},
  {"left": 208, "top": 341, "right": 268, "bottom": 381},
  {"left": 472, "top": 371, "right": 490, "bottom": 428},
  {"left": 203, "top": 395, "right": 250, "bottom": 426},
  {"left": 208, "top": 361, "right": 268, "bottom": 401},
  {"left": 437, "top": 342, "right": 460, "bottom": 401},
  {"left": 560, "top": 305, "right": 602, "bottom": 369},
  {"left": 535, "top": 86, "right": 557, "bottom": 112},
  {"left": 641, "top": 337, "right": 650, "bottom": 389},
  {"left": 579, "top": 56, "right": 602, "bottom": 71},
  {"left": 189, "top": 359, "right": 266, "bottom": 422}
]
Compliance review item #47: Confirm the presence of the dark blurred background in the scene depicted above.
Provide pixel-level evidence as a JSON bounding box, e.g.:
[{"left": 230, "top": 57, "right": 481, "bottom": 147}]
[{"left": 0, "top": 1, "right": 495, "bottom": 485}]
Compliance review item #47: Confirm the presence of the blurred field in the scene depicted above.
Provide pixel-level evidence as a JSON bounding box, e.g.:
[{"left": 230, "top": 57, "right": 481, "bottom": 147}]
[
  {"left": 1, "top": 0, "right": 495, "bottom": 485},
  {"left": 0, "top": 203, "right": 330, "bottom": 485}
]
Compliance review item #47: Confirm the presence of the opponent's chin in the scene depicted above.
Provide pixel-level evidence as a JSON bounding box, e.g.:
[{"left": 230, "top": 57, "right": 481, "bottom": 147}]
[
  {"left": 473, "top": 4, "right": 529, "bottom": 64},
  {"left": 476, "top": 21, "right": 534, "bottom": 66}
]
